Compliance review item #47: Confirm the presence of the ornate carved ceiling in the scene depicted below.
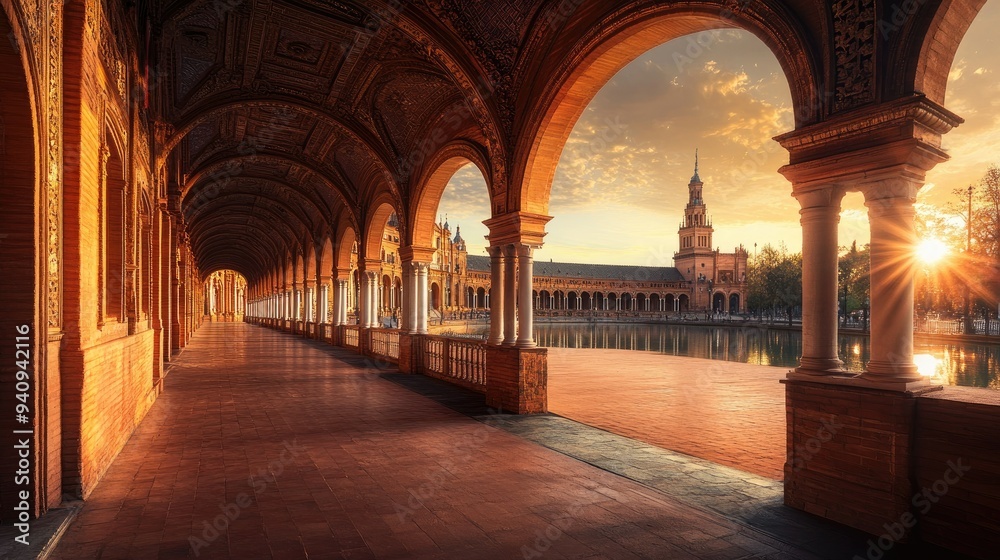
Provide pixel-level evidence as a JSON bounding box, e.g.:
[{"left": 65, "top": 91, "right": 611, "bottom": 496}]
[
  {"left": 151, "top": 0, "right": 953, "bottom": 283},
  {"left": 157, "top": 0, "right": 496, "bottom": 280}
]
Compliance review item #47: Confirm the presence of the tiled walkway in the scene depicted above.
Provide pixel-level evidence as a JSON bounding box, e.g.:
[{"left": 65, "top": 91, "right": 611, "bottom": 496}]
[
  {"left": 50, "top": 323, "right": 812, "bottom": 560},
  {"left": 548, "top": 348, "right": 787, "bottom": 480}
]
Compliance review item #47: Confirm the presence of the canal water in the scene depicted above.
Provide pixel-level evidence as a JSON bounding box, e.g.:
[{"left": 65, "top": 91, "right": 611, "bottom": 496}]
[{"left": 534, "top": 322, "right": 1000, "bottom": 389}]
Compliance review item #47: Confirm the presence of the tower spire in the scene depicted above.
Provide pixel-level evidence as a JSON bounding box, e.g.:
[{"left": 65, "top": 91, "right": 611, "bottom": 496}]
[{"left": 691, "top": 149, "right": 701, "bottom": 183}]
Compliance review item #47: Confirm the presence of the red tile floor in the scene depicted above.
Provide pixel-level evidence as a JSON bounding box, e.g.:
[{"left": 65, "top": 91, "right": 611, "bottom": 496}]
[
  {"left": 50, "top": 323, "right": 809, "bottom": 559},
  {"left": 547, "top": 348, "right": 787, "bottom": 480}
]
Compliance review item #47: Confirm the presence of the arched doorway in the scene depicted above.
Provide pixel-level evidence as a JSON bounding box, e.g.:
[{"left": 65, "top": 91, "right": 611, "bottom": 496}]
[
  {"left": 678, "top": 294, "right": 690, "bottom": 312},
  {"left": 729, "top": 293, "right": 741, "bottom": 314},
  {"left": 430, "top": 282, "right": 441, "bottom": 313},
  {"left": 0, "top": 6, "right": 44, "bottom": 519},
  {"left": 712, "top": 292, "right": 726, "bottom": 313}
]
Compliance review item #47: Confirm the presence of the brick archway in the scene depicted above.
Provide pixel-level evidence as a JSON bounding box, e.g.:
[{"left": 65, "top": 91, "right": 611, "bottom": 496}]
[
  {"left": 0, "top": 2, "right": 45, "bottom": 521},
  {"left": 513, "top": 3, "right": 821, "bottom": 216}
]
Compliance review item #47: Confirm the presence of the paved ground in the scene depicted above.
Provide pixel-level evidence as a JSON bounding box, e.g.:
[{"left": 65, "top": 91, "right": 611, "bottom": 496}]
[
  {"left": 48, "top": 323, "right": 814, "bottom": 560},
  {"left": 548, "top": 348, "right": 787, "bottom": 480}
]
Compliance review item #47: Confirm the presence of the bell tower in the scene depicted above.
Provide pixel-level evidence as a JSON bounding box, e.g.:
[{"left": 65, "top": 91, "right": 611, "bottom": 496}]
[{"left": 676, "top": 150, "right": 714, "bottom": 271}]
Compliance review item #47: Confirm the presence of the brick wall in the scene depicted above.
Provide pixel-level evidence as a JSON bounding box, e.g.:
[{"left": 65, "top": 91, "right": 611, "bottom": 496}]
[
  {"left": 64, "top": 331, "right": 156, "bottom": 498},
  {"left": 915, "top": 389, "right": 1000, "bottom": 559},
  {"left": 485, "top": 347, "right": 547, "bottom": 414},
  {"left": 784, "top": 380, "right": 916, "bottom": 537},
  {"left": 785, "top": 380, "right": 1000, "bottom": 559}
]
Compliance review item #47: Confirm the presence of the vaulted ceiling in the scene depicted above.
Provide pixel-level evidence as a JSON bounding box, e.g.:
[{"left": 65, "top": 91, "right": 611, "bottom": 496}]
[
  {"left": 150, "top": 0, "right": 972, "bottom": 285},
  {"left": 156, "top": 0, "right": 499, "bottom": 280}
]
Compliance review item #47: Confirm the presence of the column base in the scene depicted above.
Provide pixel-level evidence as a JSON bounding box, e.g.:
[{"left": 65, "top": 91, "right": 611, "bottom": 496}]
[
  {"left": 863, "top": 360, "right": 923, "bottom": 384},
  {"left": 794, "top": 357, "right": 844, "bottom": 375},
  {"left": 785, "top": 370, "right": 941, "bottom": 393},
  {"left": 515, "top": 338, "right": 536, "bottom": 349}
]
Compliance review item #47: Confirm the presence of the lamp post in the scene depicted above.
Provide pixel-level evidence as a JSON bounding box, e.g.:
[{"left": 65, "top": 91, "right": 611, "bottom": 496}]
[{"left": 964, "top": 184, "right": 974, "bottom": 334}]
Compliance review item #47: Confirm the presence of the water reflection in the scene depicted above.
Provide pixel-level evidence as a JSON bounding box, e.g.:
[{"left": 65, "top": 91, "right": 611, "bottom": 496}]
[{"left": 534, "top": 322, "right": 1000, "bottom": 389}]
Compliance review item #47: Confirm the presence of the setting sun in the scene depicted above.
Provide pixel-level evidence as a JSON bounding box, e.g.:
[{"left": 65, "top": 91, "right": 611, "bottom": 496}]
[{"left": 917, "top": 237, "right": 950, "bottom": 265}]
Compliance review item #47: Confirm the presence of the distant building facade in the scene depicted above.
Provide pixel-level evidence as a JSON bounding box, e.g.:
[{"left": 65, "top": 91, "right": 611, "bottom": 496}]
[{"left": 349, "top": 157, "right": 747, "bottom": 319}]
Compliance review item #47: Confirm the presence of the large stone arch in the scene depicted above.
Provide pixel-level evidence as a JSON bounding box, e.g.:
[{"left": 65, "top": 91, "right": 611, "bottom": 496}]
[
  {"left": 335, "top": 222, "right": 358, "bottom": 274},
  {"left": 0, "top": 0, "right": 47, "bottom": 520},
  {"left": 362, "top": 198, "right": 402, "bottom": 264},
  {"left": 408, "top": 141, "right": 492, "bottom": 247},
  {"left": 513, "top": 2, "right": 821, "bottom": 215},
  {"left": 906, "top": 0, "right": 990, "bottom": 105}
]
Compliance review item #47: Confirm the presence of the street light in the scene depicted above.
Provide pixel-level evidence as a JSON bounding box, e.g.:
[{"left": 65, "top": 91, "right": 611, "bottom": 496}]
[{"left": 964, "top": 184, "right": 974, "bottom": 334}]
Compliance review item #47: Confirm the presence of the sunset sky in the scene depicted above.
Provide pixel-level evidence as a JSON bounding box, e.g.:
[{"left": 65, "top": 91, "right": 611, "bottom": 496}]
[{"left": 439, "top": 2, "right": 1000, "bottom": 266}]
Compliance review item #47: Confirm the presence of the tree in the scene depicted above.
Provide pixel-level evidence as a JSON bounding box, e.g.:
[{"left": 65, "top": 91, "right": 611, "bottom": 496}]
[
  {"left": 747, "top": 243, "right": 802, "bottom": 323},
  {"left": 838, "top": 241, "right": 870, "bottom": 327},
  {"left": 949, "top": 164, "right": 1000, "bottom": 331}
]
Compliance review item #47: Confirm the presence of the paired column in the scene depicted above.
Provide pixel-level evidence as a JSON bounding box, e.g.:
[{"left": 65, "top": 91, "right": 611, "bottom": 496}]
[
  {"left": 304, "top": 282, "right": 315, "bottom": 323},
  {"left": 360, "top": 272, "right": 371, "bottom": 327},
  {"left": 515, "top": 244, "right": 536, "bottom": 348},
  {"left": 401, "top": 262, "right": 413, "bottom": 333},
  {"left": 318, "top": 281, "right": 329, "bottom": 324},
  {"left": 415, "top": 263, "right": 429, "bottom": 334},
  {"left": 370, "top": 271, "right": 381, "bottom": 328},
  {"left": 487, "top": 246, "right": 505, "bottom": 345},
  {"left": 502, "top": 245, "right": 517, "bottom": 346},
  {"left": 795, "top": 188, "right": 845, "bottom": 374},
  {"left": 333, "top": 279, "right": 347, "bottom": 326},
  {"left": 862, "top": 180, "right": 922, "bottom": 383}
]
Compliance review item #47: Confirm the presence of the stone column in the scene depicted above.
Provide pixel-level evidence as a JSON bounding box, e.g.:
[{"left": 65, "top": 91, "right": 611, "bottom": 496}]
[
  {"left": 502, "top": 244, "right": 517, "bottom": 346},
  {"left": 862, "top": 181, "right": 922, "bottom": 383},
  {"left": 416, "top": 263, "right": 429, "bottom": 334},
  {"left": 516, "top": 244, "right": 536, "bottom": 348},
  {"left": 319, "top": 283, "right": 329, "bottom": 324},
  {"left": 359, "top": 272, "right": 370, "bottom": 327},
  {"left": 305, "top": 282, "right": 314, "bottom": 323},
  {"left": 400, "top": 262, "right": 411, "bottom": 332},
  {"left": 795, "top": 188, "right": 845, "bottom": 374},
  {"left": 372, "top": 272, "right": 381, "bottom": 327},
  {"left": 487, "top": 245, "right": 504, "bottom": 345},
  {"left": 335, "top": 279, "right": 346, "bottom": 325}
]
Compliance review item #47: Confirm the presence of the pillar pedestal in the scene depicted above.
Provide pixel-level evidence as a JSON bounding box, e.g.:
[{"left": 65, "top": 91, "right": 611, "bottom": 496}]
[{"left": 485, "top": 346, "right": 547, "bottom": 414}]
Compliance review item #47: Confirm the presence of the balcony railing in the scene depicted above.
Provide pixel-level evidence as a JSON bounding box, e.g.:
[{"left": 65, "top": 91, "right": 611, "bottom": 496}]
[
  {"left": 343, "top": 325, "right": 360, "bottom": 348},
  {"left": 417, "top": 335, "right": 486, "bottom": 393},
  {"left": 369, "top": 329, "right": 400, "bottom": 362}
]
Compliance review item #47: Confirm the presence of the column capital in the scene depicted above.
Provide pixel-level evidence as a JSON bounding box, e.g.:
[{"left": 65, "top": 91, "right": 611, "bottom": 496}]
[
  {"left": 793, "top": 187, "right": 845, "bottom": 211},
  {"left": 516, "top": 243, "right": 534, "bottom": 258},
  {"left": 776, "top": 97, "right": 960, "bottom": 192},
  {"left": 398, "top": 245, "right": 435, "bottom": 263},
  {"left": 484, "top": 211, "right": 552, "bottom": 247},
  {"left": 859, "top": 177, "right": 921, "bottom": 204}
]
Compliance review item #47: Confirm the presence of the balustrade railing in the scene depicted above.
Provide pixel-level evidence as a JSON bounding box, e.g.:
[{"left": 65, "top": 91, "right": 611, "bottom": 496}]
[
  {"left": 369, "top": 329, "right": 400, "bottom": 362},
  {"left": 418, "top": 335, "right": 486, "bottom": 392},
  {"left": 343, "top": 325, "right": 360, "bottom": 348}
]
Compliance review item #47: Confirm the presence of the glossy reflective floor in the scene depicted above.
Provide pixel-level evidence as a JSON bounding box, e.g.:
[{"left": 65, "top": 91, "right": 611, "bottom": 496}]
[
  {"left": 49, "top": 323, "right": 817, "bottom": 560},
  {"left": 535, "top": 322, "right": 1000, "bottom": 388}
]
